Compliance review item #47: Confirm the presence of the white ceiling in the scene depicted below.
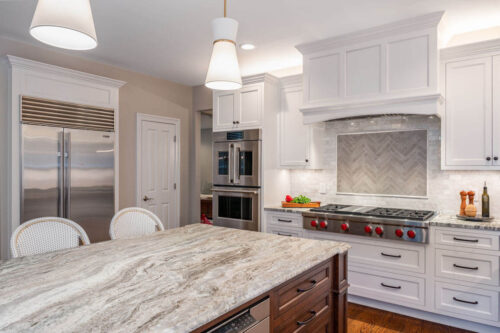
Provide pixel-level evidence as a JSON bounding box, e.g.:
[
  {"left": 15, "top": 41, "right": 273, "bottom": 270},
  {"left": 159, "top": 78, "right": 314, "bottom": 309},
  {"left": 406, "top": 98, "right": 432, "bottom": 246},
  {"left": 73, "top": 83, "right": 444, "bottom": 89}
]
[{"left": 1, "top": 0, "right": 500, "bottom": 86}]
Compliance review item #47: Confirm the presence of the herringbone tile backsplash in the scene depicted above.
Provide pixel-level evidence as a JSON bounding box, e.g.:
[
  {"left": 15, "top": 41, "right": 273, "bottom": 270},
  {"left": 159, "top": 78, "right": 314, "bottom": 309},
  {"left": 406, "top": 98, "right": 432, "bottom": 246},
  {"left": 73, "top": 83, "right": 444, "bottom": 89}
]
[{"left": 337, "top": 130, "right": 427, "bottom": 196}]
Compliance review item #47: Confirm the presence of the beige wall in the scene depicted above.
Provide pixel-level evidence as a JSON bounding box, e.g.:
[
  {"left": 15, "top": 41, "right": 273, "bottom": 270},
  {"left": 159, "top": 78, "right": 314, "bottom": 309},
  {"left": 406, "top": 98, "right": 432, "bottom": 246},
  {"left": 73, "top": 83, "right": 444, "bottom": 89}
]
[{"left": 0, "top": 36, "right": 194, "bottom": 225}]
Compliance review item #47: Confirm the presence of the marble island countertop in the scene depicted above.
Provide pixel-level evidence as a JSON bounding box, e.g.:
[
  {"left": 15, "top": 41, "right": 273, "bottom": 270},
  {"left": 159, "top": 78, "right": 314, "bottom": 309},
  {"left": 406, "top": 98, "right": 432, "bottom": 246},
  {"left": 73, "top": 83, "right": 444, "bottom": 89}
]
[{"left": 0, "top": 224, "right": 350, "bottom": 332}]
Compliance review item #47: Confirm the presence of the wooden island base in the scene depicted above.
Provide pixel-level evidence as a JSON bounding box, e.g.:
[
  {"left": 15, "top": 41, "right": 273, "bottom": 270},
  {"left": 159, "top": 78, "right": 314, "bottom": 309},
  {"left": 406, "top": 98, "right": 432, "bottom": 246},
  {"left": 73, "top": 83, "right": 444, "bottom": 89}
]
[{"left": 193, "top": 252, "right": 348, "bottom": 333}]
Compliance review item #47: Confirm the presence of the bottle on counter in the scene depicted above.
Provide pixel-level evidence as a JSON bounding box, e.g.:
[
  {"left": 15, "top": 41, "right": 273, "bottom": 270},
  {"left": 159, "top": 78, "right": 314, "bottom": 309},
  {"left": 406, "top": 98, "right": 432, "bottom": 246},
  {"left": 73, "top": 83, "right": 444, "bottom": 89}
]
[{"left": 482, "top": 181, "right": 490, "bottom": 217}]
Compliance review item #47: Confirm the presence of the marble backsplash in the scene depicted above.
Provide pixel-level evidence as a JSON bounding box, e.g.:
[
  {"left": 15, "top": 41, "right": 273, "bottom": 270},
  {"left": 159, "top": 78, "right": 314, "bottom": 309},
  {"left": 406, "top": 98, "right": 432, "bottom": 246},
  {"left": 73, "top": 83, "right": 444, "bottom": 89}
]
[{"left": 289, "top": 115, "right": 500, "bottom": 217}]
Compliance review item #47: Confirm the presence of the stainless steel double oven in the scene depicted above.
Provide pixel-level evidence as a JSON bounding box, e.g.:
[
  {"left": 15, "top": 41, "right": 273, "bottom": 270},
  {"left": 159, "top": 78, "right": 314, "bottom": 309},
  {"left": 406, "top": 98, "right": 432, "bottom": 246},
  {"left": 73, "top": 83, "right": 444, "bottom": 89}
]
[{"left": 212, "top": 129, "right": 261, "bottom": 231}]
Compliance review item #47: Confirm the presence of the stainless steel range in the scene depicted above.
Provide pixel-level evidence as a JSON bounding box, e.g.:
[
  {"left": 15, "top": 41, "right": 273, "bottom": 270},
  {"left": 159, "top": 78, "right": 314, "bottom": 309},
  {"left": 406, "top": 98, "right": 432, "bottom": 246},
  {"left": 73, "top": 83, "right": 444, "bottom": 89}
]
[{"left": 303, "top": 204, "right": 435, "bottom": 243}]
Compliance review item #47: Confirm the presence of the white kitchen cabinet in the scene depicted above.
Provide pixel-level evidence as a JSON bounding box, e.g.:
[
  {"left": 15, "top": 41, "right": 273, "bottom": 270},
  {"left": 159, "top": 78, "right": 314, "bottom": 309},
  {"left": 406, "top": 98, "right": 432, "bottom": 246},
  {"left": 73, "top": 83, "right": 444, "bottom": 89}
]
[
  {"left": 213, "top": 81, "right": 264, "bottom": 132},
  {"left": 278, "top": 75, "right": 324, "bottom": 169},
  {"left": 443, "top": 57, "right": 493, "bottom": 168},
  {"left": 441, "top": 40, "right": 500, "bottom": 170}
]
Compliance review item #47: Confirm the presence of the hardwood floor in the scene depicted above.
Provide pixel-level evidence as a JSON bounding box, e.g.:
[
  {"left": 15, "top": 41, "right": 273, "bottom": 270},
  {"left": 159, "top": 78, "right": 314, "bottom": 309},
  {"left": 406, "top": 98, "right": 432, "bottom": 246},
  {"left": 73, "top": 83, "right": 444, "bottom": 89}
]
[{"left": 347, "top": 303, "right": 474, "bottom": 333}]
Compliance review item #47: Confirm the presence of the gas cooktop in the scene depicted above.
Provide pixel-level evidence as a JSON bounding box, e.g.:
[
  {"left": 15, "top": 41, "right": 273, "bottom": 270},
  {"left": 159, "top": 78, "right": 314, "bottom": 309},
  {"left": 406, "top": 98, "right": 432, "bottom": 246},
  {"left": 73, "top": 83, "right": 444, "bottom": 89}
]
[
  {"left": 305, "top": 204, "right": 436, "bottom": 243},
  {"left": 310, "top": 204, "right": 434, "bottom": 221}
]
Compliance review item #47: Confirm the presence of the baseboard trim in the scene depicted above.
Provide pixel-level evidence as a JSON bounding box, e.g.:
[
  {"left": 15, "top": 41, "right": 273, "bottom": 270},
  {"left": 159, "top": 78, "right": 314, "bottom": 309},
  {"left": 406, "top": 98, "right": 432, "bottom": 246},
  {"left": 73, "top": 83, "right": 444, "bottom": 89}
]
[{"left": 349, "top": 295, "right": 499, "bottom": 333}]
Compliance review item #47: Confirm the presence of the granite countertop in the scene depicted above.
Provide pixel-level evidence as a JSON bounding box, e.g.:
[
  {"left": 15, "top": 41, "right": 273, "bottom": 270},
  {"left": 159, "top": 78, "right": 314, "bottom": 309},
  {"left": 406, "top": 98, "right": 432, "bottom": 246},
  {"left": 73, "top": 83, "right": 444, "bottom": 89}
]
[
  {"left": 264, "top": 205, "right": 312, "bottom": 214},
  {"left": 430, "top": 214, "right": 500, "bottom": 231},
  {"left": 0, "top": 224, "right": 349, "bottom": 332}
]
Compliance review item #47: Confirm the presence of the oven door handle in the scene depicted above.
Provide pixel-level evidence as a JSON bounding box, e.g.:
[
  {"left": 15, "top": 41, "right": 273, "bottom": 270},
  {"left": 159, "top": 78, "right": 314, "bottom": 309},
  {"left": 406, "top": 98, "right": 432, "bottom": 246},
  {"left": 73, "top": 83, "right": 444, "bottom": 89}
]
[
  {"left": 234, "top": 143, "right": 241, "bottom": 184},
  {"left": 228, "top": 143, "right": 234, "bottom": 184},
  {"left": 212, "top": 188, "right": 259, "bottom": 195}
]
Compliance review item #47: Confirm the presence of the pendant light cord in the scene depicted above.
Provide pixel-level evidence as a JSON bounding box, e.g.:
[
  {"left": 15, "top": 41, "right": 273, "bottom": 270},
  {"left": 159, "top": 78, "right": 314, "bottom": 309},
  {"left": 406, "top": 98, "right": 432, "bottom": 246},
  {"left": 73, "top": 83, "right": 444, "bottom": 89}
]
[{"left": 224, "top": 0, "right": 227, "bottom": 17}]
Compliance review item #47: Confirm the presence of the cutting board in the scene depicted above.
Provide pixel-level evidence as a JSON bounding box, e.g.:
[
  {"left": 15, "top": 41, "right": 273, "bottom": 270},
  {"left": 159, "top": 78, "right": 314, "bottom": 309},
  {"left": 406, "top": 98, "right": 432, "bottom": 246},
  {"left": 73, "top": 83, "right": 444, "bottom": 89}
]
[{"left": 281, "top": 201, "right": 321, "bottom": 208}]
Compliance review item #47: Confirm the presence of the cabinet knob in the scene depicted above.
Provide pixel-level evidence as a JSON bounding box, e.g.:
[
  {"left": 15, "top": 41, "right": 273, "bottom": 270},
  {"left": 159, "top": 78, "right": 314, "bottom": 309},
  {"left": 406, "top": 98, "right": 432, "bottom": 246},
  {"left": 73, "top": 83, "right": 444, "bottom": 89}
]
[
  {"left": 232, "top": 121, "right": 236, "bottom": 124},
  {"left": 494, "top": 157, "right": 498, "bottom": 161},
  {"left": 305, "top": 159, "right": 309, "bottom": 163},
  {"left": 486, "top": 156, "right": 491, "bottom": 161},
  {"left": 235, "top": 121, "right": 239, "bottom": 124}
]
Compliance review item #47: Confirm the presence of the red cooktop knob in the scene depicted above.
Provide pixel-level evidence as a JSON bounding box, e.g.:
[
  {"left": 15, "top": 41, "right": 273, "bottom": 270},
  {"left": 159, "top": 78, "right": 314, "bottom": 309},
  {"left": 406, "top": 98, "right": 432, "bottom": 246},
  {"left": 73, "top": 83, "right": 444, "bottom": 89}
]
[
  {"left": 407, "top": 230, "right": 416, "bottom": 239},
  {"left": 375, "top": 226, "right": 383, "bottom": 235},
  {"left": 310, "top": 220, "right": 318, "bottom": 227},
  {"left": 395, "top": 229, "right": 404, "bottom": 238},
  {"left": 341, "top": 223, "right": 349, "bottom": 231},
  {"left": 319, "top": 221, "right": 328, "bottom": 229},
  {"left": 364, "top": 225, "right": 373, "bottom": 233}
]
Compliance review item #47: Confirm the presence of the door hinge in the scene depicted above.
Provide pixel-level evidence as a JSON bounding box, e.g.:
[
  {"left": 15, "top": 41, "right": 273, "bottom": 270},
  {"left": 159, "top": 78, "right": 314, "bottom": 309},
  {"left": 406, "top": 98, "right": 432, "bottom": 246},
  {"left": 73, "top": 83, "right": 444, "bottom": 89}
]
[
  {"left": 174, "top": 183, "right": 177, "bottom": 190},
  {"left": 174, "top": 135, "right": 177, "bottom": 142}
]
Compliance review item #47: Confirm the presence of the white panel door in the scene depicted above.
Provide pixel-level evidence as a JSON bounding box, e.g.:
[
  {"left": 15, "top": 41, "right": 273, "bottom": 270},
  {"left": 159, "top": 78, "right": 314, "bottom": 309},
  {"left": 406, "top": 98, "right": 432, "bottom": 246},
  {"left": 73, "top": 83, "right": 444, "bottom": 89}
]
[
  {"left": 492, "top": 55, "right": 500, "bottom": 165},
  {"left": 140, "top": 120, "right": 177, "bottom": 229},
  {"left": 213, "top": 91, "right": 236, "bottom": 131},
  {"left": 445, "top": 57, "right": 493, "bottom": 166},
  {"left": 279, "top": 86, "right": 309, "bottom": 167},
  {"left": 236, "top": 84, "right": 263, "bottom": 129}
]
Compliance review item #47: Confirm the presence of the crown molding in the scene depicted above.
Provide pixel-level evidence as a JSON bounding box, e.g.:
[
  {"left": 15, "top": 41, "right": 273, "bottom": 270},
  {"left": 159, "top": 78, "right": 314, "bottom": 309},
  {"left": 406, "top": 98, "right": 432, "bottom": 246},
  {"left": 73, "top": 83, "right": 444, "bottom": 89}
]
[
  {"left": 279, "top": 74, "right": 302, "bottom": 89},
  {"left": 5, "top": 55, "right": 126, "bottom": 88},
  {"left": 296, "top": 11, "right": 444, "bottom": 55},
  {"left": 242, "top": 73, "right": 279, "bottom": 86},
  {"left": 440, "top": 38, "right": 500, "bottom": 60}
]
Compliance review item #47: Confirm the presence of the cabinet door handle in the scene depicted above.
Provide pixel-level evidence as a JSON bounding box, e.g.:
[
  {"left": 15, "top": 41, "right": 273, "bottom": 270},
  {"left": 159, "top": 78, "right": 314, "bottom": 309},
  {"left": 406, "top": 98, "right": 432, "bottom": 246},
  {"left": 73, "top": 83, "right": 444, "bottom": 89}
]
[
  {"left": 380, "top": 282, "right": 401, "bottom": 289},
  {"left": 453, "top": 237, "right": 479, "bottom": 243},
  {"left": 486, "top": 156, "right": 491, "bottom": 161},
  {"left": 277, "top": 219, "right": 293, "bottom": 223},
  {"left": 296, "top": 311, "right": 317, "bottom": 326},
  {"left": 453, "top": 263, "right": 479, "bottom": 270},
  {"left": 381, "top": 252, "right": 402, "bottom": 258},
  {"left": 297, "top": 280, "right": 317, "bottom": 293},
  {"left": 453, "top": 297, "right": 478, "bottom": 305}
]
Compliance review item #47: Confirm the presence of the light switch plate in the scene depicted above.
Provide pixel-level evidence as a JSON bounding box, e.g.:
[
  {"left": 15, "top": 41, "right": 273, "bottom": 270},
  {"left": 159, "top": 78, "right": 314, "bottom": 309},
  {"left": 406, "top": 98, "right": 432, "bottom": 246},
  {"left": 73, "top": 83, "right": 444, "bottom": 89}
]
[{"left": 319, "top": 183, "right": 327, "bottom": 194}]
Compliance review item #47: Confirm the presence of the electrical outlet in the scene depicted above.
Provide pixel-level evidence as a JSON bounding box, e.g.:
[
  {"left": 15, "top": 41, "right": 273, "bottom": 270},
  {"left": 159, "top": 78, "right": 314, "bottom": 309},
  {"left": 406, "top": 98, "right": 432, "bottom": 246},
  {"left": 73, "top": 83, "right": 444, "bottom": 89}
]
[{"left": 319, "top": 183, "right": 327, "bottom": 194}]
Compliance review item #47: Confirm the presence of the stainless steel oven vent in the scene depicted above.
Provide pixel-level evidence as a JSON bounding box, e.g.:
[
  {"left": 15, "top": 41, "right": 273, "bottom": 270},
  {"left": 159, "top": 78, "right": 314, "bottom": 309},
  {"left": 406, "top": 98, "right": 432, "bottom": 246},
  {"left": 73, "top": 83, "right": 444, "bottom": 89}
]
[{"left": 21, "top": 96, "right": 115, "bottom": 132}]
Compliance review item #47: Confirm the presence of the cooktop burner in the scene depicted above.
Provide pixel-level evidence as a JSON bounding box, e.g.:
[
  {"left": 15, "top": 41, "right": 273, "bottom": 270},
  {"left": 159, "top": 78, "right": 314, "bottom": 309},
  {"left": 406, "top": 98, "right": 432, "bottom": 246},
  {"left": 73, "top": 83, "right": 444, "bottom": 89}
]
[
  {"left": 310, "top": 204, "right": 350, "bottom": 212},
  {"left": 365, "top": 207, "right": 434, "bottom": 221},
  {"left": 309, "top": 204, "right": 434, "bottom": 221}
]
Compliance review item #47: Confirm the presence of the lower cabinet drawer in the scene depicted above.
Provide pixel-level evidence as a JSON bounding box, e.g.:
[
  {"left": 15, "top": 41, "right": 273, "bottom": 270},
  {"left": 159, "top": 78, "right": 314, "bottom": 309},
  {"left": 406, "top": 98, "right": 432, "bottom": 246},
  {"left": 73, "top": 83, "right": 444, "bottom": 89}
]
[
  {"left": 268, "top": 225, "right": 303, "bottom": 238},
  {"left": 349, "top": 267, "right": 425, "bottom": 307},
  {"left": 267, "top": 212, "right": 302, "bottom": 228},
  {"left": 273, "top": 291, "right": 330, "bottom": 333},
  {"left": 435, "top": 282, "right": 499, "bottom": 322},
  {"left": 435, "top": 249, "right": 499, "bottom": 286},
  {"left": 274, "top": 261, "right": 330, "bottom": 316}
]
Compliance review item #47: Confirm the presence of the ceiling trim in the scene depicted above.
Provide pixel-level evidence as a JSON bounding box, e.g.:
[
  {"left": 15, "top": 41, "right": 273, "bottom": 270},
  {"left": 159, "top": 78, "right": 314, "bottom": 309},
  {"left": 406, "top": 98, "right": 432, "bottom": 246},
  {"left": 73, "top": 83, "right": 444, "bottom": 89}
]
[
  {"left": 440, "top": 38, "right": 500, "bottom": 60},
  {"left": 242, "top": 73, "right": 279, "bottom": 85}
]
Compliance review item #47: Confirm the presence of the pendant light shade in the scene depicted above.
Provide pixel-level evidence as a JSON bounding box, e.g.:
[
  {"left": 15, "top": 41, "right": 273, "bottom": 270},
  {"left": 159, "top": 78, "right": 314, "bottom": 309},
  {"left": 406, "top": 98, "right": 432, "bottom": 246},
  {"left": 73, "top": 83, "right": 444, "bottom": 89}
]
[
  {"left": 205, "top": 16, "right": 242, "bottom": 90},
  {"left": 30, "top": 0, "right": 98, "bottom": 50}
]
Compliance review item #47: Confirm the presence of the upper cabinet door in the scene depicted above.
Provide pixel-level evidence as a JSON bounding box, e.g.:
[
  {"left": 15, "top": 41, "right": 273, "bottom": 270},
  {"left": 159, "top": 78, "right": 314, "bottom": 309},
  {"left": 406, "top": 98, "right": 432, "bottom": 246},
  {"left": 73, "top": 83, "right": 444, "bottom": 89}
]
[
  {"left": 236, "top": 83, "right": 263, "bottom": 129},
  {"left": 279, "top": 86, "right": 309, "bottom": 167},
  {"left": 445, "top": 57, "right": 493, "bottom": 167},
  {"left": 492, "top": 55, "right": 500, "bottom": 166},
  {"left": 213, "top": 91, "right": 236, "bottom": 131}
]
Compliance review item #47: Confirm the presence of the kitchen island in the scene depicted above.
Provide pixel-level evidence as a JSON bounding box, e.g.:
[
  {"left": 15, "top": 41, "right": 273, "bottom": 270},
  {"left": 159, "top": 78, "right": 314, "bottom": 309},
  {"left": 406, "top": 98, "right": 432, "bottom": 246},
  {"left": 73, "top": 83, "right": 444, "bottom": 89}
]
[{"left": 0, "top": 224, "right": 349, "bottom": 332}]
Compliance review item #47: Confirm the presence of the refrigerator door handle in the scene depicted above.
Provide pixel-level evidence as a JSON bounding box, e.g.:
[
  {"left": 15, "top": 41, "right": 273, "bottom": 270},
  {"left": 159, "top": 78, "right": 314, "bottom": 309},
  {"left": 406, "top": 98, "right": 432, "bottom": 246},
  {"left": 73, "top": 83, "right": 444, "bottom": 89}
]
[
  {"left": 57, "top": 131, "right": 65, "bottom": 218},
  {"left": 64, "top": 131, "right": 71, "bottom": 218}
]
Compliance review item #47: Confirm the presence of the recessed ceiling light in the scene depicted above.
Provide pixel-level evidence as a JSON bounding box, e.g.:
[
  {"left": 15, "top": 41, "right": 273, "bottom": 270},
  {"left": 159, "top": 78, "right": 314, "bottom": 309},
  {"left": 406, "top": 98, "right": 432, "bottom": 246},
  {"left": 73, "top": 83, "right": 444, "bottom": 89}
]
[{"left": 240, "top": 43, "right": 255, "bottom": 50}]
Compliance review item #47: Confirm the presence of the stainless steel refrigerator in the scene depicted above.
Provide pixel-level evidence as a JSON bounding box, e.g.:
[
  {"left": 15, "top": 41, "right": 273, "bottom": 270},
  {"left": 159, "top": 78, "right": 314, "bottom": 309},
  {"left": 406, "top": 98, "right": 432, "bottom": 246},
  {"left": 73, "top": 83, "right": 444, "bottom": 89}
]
[{"left": 21, "top": 124, "right": 115, "bottom": 243}]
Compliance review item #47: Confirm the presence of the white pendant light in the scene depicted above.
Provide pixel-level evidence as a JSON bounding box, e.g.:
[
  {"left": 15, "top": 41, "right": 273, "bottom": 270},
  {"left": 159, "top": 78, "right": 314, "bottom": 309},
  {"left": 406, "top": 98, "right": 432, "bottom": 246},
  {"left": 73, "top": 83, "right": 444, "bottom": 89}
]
[
  {"left": 30, "top": 0, "right": 98, "bottom": 50},
  {"left": 205, "top": 0, "right": 242, "bottom": 90}
]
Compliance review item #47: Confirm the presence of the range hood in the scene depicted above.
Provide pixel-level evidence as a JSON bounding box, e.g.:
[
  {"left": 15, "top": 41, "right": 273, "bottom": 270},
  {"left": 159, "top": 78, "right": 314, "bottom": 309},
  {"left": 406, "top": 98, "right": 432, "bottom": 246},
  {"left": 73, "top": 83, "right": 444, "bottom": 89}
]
[{"left": 296, "top": 11, "right": 445, "bottom": 124}]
